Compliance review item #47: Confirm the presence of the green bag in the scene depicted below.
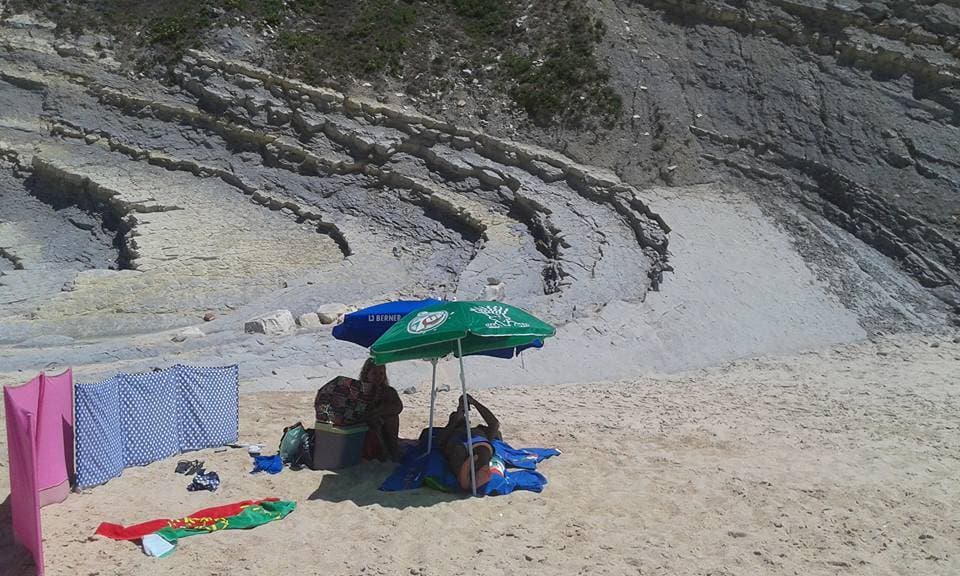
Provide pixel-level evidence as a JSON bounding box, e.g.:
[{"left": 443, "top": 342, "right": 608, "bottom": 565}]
[{"left": 278, "top": 422, "right": 308, "bottom": 463}]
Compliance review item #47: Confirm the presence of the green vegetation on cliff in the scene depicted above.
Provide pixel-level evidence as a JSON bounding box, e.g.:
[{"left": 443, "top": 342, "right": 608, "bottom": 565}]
[{"left": 9, "top": 0, "right": 621, "bottom": 130}]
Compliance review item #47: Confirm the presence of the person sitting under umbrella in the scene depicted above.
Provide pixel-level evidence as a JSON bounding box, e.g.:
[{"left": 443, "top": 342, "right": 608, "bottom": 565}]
[
  {"left": 435, "top": 394, "right": 502, "bottom": 490},
  {"left": 358, "top": 359, "right": 404, "bottom": 462}
]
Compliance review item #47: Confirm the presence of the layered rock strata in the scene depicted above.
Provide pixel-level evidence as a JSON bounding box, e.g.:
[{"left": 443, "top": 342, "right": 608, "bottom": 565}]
[
  {"left": 597, "top": 0, "right": 960, "bottom": 306},
  {"left": 0, "top": 18, "right": 669, "bottom": 341}
]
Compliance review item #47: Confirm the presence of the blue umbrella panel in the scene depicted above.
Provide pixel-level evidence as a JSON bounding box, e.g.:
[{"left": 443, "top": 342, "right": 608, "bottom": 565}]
[
  {"left": 333, "top": 299, "right": 542, "bottom": 357},
  {"left": 332, "top": 299, "right": 442, "bottom": 348}
]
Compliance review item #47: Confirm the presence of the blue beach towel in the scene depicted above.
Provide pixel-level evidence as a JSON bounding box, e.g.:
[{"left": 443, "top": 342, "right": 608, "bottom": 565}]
[
  {"left": 380, "top": 435, "right": 560, "bottom": 496},
  {"left": 251, "top": 454, "right": 284, "bottom": 474}
]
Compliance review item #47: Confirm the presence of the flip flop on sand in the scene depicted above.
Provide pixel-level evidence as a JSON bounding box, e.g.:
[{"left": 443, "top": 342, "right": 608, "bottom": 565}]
[{"left": 175, "top": 460, "right": 204, "bottom": 475}]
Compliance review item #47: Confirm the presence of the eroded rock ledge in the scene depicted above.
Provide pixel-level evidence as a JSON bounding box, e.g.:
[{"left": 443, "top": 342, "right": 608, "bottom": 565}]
[
  {"left": 0, "top": 20, "right": 670, "bottom": 339},
  {"left": 609, "top": 0, "right": 960, "bottom": 309},
  {"left": 177, "top": 49, "right": 671, "bottom": 287},
  {"left": 633, "top": 0, "right": 960, "bottom": 123},
  {"left": 692, "top": 124, "right": 960, "bottom": 300}
]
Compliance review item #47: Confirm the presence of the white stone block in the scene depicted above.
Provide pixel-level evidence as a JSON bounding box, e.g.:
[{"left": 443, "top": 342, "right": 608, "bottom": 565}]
[
  {"left": 317, "top": 303, "right": 349, "bottom": 324},
  {"left": 297, "top": 312, "right": 322, "bottom": 329},
  {"left": 244, "top": 309, "right": 295, "bottom": 335},
  {"left": 172, "top": 326, "right": 205, "bottom": 342}
]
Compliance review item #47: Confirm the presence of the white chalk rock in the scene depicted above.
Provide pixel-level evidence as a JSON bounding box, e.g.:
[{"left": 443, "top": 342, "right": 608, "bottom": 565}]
[
  {"left": 244, "top": 309, "right": 295, "bottom": 335},
  {"left": 317, "top": 303, "right": 349, "bottom": 324},
  {"left": 172, "top": 326, "right": 205, "bottom": 343},
  {"left": 297, "top": 312, "right": 322, "bottom": 329},
  {"left": 481, "top": 277, "right": 505, "bottom": 301}
]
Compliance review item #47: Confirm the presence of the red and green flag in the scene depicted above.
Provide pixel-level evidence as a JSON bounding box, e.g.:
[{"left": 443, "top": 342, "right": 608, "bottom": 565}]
[{"left": 95, "top": 498, "right": 296, "bottom": 555}]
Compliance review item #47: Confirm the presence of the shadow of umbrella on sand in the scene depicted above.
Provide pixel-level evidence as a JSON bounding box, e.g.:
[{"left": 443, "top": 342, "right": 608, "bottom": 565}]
[{"left": 307, "top": 463, "right": 460, "bottom": 509}]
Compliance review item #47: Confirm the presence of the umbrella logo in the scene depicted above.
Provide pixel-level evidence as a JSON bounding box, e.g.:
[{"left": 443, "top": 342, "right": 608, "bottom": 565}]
[
  {"left": 407, "top": 310, "right": 449, "bottom": 334},
  {"left": 470, "top": 305, "right": 530, "bottom": 329}
]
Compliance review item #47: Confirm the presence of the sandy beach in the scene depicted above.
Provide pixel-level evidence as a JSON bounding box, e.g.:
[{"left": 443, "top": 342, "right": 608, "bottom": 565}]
[
  {"left": 1, "top": 3, "right": 959, "bottom": 576},
  {"left": 2, "top": 332, "right": 957, "bottom": 576}
]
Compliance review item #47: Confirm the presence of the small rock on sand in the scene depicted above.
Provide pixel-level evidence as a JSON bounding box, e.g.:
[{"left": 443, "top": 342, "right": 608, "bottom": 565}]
[
  {"left": 244, "top": 310, "right": 295, "bottom": 335},
  {"left": 297, "top": 312, "right": 322, "bottom": 329},
  {"left": 172, "top": 326, "right": 204, "bottom": 342},
  {"left": 317, "top": 303, "right": 349, "bottom": 324}
]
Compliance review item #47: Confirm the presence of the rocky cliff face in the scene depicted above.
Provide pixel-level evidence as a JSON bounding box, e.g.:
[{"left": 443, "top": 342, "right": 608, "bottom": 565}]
[
  {"left": 0, "top": 16, "right": 667, "bottom": 343},
  {"left": 571, "top": 0, "right": 960, "bottom": 307},
  {"left": 0, "top": 3, "right": 956, "bottom": 387}
]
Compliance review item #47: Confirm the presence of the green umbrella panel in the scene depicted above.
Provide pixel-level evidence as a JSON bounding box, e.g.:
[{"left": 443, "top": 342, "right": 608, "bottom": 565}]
[{"left": 369, "top": 301, "right": 555, "bottom": 364}]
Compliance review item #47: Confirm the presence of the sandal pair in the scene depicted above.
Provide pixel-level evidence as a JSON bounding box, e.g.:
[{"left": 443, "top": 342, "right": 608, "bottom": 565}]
[{"left": 175, "top": 459, "right": 204, "bottom": 475}]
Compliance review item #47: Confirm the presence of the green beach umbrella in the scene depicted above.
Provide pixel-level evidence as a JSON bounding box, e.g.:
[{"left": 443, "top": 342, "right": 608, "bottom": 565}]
[
  {"left": 370, "top": 301, "right": 555, "bottom": 364},
  {"left": 369, "top": 301, "right": 555, "bottom": 495}
]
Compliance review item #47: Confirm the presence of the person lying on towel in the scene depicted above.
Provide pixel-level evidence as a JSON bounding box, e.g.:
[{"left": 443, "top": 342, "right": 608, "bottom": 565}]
[{"left": 435, "top": 394, "right": 503, "bottom": 490}]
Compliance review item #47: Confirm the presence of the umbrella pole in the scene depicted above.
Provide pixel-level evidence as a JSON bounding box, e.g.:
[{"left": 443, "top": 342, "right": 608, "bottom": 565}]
[
  {"left": 457, "top": 339, "right": 477, "bottom": 496},
  {"left": 426, "top": 358, "right": 438, "bottom": 456}
]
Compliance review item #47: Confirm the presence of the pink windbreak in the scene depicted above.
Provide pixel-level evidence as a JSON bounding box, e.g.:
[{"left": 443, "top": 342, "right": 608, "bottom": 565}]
[
  {"left": 4, "top": 370, "right": 74, "bottom": 576},
  {"left": 35, "top": 370, "right": 74, "bottom": 506},
  {"left": 4, "top": 375, "right": 45, "bottom": 575}
]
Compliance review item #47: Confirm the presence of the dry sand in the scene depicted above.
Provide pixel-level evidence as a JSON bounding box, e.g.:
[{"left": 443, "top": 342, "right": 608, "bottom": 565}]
[{"left": 2, "top": 333, "right": 958, "bottom": 576}]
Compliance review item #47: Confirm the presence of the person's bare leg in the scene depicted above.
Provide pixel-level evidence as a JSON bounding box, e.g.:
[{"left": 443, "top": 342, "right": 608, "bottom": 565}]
[
  {"left": 446, "top": 444, "right": 468, "bottom": 476},
  {"left": 418, "top": 427, "right": 432, "bottom": 445},
  {"left": 473, "top": 444, "right": 493, "bottom": 469},
  {"left": 446, "top": 442, "right": 492, "bottom": 477},
  {"left": 382, "top": 414, "right": 401, "bottom": 461}
]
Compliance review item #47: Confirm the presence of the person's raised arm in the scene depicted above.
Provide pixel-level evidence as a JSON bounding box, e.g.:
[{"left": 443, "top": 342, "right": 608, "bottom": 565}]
[{"left": 467, "top": 395, "right": 500, "bottom": 441}]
